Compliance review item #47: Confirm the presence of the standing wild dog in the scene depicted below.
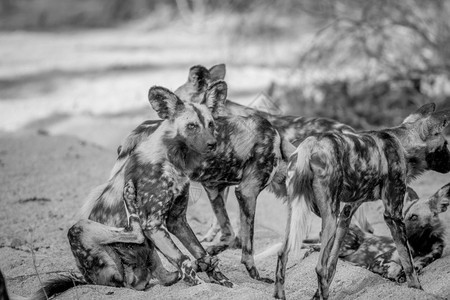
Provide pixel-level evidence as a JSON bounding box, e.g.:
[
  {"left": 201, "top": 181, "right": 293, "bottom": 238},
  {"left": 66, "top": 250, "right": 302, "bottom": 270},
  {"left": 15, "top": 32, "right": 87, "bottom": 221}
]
[
  {"left": 120, "top": 79, "right": 293, "bottom": 283},
  {"left": 274, "top": 103, "right": 450, "bottom": 300},
  {"left": 176, "top": 64, "right": 374, "bottom": 246},
  {"left": 22, "top": 82, "right": 234, "bottom": 300},
  {"left": 305, "top": 184, "right": 450, "bottom": 283}
]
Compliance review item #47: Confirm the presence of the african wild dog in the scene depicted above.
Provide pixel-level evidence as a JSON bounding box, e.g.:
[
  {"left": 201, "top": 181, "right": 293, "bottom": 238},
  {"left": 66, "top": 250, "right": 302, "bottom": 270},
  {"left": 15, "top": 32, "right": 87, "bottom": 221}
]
[
  {"left": 304, "top": 184, "right": 450, "bottom": 283},
  {"left": 120, "top": 78, "right": 294, "bottom": 283},
  {"left": 22, "top": 82, "right": 234, "bottom": 299},
  {"left": 176, "top": 64, "right": 373, "bottom": 247},
  {"left": 274, "top": 103, "right": 450, "bottom": 299}
]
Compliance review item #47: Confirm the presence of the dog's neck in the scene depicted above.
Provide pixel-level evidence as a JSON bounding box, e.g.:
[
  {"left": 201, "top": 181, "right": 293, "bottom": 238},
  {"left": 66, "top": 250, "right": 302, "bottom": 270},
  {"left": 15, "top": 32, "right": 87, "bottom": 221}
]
[
  {"left": 384, "top": 125, "right": 427, "bottom": 182},
  {"left": 163, "top": 134, "right": 204, "bottom": 173}
]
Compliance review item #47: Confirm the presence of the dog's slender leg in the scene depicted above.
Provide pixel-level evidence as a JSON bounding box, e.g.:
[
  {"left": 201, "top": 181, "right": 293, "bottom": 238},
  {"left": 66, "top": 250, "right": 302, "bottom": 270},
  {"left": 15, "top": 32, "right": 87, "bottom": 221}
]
[
  {"left": 382, "top": 182, "right": 422, "bottom": 289},
  {"left": 234, "top": 183, "right": 273, "bottom": 283},
  {"left": 325, "top": 203, "right": 361, "bottom": 285},
  {"left": 312, "top": 185, "right": 339, "bottom": 300},
  {"left": 166, "top": 186, "right": 233, "bottom": 287},
  {"left": 274, "top": 201, "right": 294, "bottom": 299},
  {"left": 149, "top": 249, "right": 181, "bottom": 286},
  {"left": 202, "top": 186, "right": 236, "bottom": 255},
  {"left": 143, "top": 225, "right": 204, "bottom": 286},
  {"left": 201, "top": 187, "right": 231, "bottom": 243}
]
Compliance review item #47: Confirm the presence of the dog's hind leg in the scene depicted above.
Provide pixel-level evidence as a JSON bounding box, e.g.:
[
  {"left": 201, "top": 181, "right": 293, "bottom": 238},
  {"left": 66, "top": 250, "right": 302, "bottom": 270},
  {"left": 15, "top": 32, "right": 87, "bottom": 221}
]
[
  {"left": 68, "top": 217, "right": 144, "bottom": 287},
  {"left": 200, "top": 187, "right": 231, "bottom": 243},
  {"left": 274, "top": 201, "right": 294, "bottom": 299},
  {"left": 382, "top": 181, "right": 422, "bottom": 289},
  {"left": 312, "top": 186, "right": 339, "bottom": 300},
  {"left": 324, "top": 202, "right": 361, "bottom": 285},
  {"left": 167, "top": 185, "right": 233, "bottom": 287}
]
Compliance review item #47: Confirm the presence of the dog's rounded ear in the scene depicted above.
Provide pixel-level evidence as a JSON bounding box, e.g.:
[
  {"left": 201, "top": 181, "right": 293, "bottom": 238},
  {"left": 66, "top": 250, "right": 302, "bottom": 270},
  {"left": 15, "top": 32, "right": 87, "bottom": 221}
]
[
  {"left": 403, "top": 103, "right": 436, "bottom": 124},
  {"left": 148, "top": 86, "right": 185, "bottom": 120},
  {"left": 427, "top": 109, "right": 450, "bottom": 134},
  {"left": 405, "top": 186, "right": 419, "bottom": 202},
  {"left": 209, "top": 64, "right": 226, "bottom": 81},
  {"left": 403, "top": 186, "right": 420, "bottom": 216},
  {"left": 188, "top": 65, "right": 210, "bottom": 91},
  {"left": 430, "top": 182, "right": 450, "bottom": 213},
  {"left": 201, "top": 80, "right": 227, "bottom": 118}
]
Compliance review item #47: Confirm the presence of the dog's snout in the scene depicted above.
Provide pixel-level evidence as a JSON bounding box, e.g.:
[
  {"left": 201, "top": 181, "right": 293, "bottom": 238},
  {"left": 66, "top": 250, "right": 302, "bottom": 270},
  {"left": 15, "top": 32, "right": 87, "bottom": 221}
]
[{"left": 207, "top": 140, "right": 217, "bottom": 151}]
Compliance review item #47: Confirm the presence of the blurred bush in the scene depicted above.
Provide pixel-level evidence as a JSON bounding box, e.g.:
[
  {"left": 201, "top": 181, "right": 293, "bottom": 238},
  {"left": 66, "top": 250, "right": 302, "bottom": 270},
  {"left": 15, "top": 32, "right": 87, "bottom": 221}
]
[{"left": 267, "top": 0, "right": 450, "bottom": 131}]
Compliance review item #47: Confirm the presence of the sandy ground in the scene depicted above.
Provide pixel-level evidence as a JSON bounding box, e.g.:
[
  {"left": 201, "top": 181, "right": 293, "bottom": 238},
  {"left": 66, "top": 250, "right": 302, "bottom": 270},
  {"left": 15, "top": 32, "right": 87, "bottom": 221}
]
[
  {"left": 1, "top": 24, "right": 450, "bottom": 300},
  {"left": 1, "top": 128, "right": 450, "bottom": 300}
]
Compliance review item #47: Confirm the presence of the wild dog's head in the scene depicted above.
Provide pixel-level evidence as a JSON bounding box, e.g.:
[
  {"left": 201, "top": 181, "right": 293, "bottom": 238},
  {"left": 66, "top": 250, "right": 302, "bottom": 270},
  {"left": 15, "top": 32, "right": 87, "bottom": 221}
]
[
  {"left": 403, "top": 184, "right": 450, "bottom": 242},
  {"left": 400, "top": 103, "right": 450, "bottom": 176},
  {"left": 149, "top": 80, "right": 227, "bottom": 156},
  {"left": 174, "top": 64, "right": 226, "bottom": 103}
]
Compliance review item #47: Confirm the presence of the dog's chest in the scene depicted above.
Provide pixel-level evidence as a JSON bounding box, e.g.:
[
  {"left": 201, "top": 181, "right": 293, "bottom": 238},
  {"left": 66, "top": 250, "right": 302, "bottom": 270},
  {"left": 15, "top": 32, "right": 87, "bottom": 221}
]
[{"left": 132, "top": 162, "right": 188, "bottom": 218}]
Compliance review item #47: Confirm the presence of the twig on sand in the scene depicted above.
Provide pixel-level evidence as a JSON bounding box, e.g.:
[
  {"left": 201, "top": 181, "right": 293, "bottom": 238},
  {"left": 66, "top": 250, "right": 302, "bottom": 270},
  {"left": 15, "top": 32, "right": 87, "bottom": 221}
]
[
  {"left": 69, "top": 275, "right": 80, "bottom": 300},
  {"left": 28, "top": 227, "right": 49, "bottom": 300},
  {"left": 18, "top": 197, "right": 51, "bottom": 204}
]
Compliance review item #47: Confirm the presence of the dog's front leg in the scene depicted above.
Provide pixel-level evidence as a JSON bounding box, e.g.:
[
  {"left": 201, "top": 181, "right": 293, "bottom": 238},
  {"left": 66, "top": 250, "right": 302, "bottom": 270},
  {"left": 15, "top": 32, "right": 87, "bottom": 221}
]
[
  {"left": 202, "top": 185, "right": 236, "bottom": 254},
  {"left": 234, "top": 184, "right": 273, "bottom": 283},
  {"left": 382, "top": 181, "right": 422, "bottom": 289},
  {"left": 167, "top": 185, "right": 233, "bottom": 288},
  {"left": 143, "top": 222, "right": 203, "bottom": 286},
  {"left": 200, "top": 187, "right": 231, "bottom": 243},
  {"left": 414, "top": 240, "right": 444, "bottom": 273}
]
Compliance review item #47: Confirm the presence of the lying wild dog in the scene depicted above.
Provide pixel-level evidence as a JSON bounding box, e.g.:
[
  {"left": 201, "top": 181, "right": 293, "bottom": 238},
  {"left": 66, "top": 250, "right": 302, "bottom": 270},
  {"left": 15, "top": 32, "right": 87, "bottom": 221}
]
[
  {"left": 119, "top": 80, "right": 292, "bottom": 283},
  {"left": 20, "top": 82, "right": 234, "bottom": 300},
  {"left": 275, "top": 103, "right": 450, "bottom": 300},
  {"left": 176, "top": 64, "right": 373, "bottom": 248},
  {"left": 304, "top": 184, "right": 450, "bottom": 283}
]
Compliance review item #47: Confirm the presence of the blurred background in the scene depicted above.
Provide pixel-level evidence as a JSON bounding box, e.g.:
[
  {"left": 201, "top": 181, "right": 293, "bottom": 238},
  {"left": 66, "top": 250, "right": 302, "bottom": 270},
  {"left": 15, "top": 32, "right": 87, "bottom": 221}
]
[
  {"left": 2, "top": 5, "right": 450, "bottom": 296},
  {"left": 1, "top": 0, "right": 450, "bottom": 148}
]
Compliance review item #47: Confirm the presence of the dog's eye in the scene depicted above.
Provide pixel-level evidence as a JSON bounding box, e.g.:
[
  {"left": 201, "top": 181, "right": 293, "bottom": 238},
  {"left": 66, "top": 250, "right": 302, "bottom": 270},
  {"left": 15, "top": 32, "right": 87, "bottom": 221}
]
[
  {"left": 409, "top": 214, "right": 418, "bottom": 221},
  {"left": 208, "top": 121, "right": 215, "bottom": 129},
  {"left": 187, "top": 123, "right": 198, "bottom": 130}
]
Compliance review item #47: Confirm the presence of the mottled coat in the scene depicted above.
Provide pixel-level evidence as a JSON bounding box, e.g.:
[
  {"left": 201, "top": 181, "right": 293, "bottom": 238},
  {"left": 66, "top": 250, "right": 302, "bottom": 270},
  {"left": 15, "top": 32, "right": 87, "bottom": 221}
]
[
  {"left": 275, "top": 103, "right": 450, "bottom": 300},
  {"left": 176, "top": 64, "right": 373, "bottom": 253},
  {"left": 319, "top": 184, "right": 450, "bottom": 282}
]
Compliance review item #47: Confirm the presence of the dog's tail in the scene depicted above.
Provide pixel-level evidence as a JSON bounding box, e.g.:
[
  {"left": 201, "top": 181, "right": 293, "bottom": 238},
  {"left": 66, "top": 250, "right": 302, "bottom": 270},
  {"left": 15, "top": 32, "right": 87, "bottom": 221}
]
[
  {"left": 9, "top": 274, "right": 86, "bottom": 300},
  {"left": 284, "top": 137, "right": 316, "bottom": 258},
  {"left": 256, "top": 137, "right": 316, "bottom": 260}
]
